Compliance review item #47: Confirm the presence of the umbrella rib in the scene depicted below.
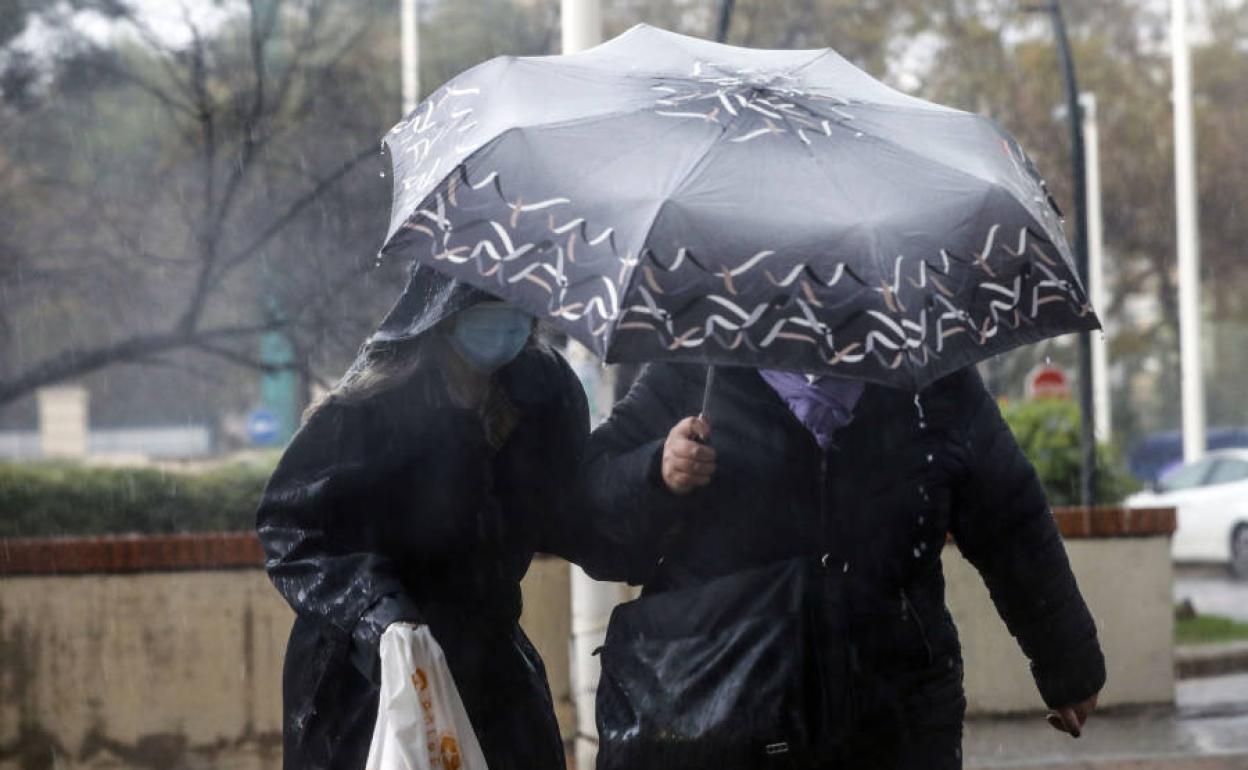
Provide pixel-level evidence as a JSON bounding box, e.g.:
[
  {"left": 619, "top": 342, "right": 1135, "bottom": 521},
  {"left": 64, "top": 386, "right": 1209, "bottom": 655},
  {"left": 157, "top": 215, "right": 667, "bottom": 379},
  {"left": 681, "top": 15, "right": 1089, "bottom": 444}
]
[
  {"left": 779, "top": 112, "right": 936, "bottom": 384},
  {"left": 793, "top": 98, "right": 1010, "bottom": 192},
  {"left": 609, "top": 125, "right": 739, "bottom": 355}
]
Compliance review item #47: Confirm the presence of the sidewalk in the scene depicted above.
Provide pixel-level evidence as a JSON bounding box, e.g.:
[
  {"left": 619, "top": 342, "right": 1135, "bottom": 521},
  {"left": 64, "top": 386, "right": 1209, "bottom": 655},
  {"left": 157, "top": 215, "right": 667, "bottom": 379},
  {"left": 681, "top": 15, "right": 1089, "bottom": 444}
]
[{"left": 965, "top": 673, "right": 1248, "bottom": 769}]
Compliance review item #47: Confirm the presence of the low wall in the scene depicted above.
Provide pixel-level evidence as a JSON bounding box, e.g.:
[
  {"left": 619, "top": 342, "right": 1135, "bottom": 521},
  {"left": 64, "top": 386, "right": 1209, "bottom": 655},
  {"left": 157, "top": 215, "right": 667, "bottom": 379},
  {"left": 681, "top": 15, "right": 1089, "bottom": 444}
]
[
  {"left": 0, "top": 535, "right": 572, "bottom": 770},
  {"left": 0, "top": 507, "right": 1174, "bottom": 769},
  {"left": 947, "top": 507, "right": 1177, "bottom": 714}
]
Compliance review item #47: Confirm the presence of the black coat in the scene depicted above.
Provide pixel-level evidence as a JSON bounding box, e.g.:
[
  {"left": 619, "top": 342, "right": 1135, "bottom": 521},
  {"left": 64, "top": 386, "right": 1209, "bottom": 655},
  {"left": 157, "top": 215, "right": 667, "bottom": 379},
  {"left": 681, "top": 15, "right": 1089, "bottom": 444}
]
[
  {"left": 257, "top": 346, "right": 608, "bottom": 770},
  {"left": 583, "top": 363, "right": 1106, "bottom": 755}
]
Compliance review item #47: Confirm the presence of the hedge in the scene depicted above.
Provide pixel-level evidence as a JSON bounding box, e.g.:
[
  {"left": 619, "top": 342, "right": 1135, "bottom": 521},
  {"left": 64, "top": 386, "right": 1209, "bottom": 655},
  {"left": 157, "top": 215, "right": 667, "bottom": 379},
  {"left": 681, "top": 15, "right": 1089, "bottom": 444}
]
[
  {"left": 1000, "top": 397, "right": 1140, "bottom": 506},
  {"left": 0, "top": 459, "right": 276, "bottom": 538},
  {"left": 1, "top": 398, "right": 1137, "bottom": 538}
]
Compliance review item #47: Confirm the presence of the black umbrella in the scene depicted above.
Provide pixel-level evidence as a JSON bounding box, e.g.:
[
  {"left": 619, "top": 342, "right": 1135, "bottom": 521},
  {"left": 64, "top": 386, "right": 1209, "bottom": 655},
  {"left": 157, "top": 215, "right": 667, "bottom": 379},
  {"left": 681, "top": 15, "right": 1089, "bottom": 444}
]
[{"left": 379, "top": 24, "right": 1098, "bottom": 390}]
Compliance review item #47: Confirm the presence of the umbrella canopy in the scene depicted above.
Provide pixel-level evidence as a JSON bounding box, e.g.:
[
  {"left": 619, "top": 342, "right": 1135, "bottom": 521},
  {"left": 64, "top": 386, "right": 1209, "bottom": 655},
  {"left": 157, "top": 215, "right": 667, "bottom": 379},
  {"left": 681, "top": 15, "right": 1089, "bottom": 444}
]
[{"left": 379, "top": 23, "right": 1099, "bottom": 390}]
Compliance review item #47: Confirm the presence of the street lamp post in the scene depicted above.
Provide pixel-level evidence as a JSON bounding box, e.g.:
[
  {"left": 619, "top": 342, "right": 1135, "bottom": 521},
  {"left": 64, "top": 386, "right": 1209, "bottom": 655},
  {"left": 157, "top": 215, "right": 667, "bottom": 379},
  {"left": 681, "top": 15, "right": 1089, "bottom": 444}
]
[
  {"left": 716, "top": 0, "right": 736, "bottom": 42},
  {"left": 255, "top": 0, "right": 298, "bottom": 445},
  {"left": 1171, "top": 0, "right": 1206, "bottom": 463},
  {"left": 1028, "top": 0, "right": 1097, "bottom": 506}
]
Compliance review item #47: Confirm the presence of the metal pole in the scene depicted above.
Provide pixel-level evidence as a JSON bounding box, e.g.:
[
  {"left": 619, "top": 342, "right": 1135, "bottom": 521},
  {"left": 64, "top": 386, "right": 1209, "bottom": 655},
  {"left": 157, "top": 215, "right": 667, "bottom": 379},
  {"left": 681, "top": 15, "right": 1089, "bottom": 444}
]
[
  {"left": 1172, "top": 0, "right": 1206, "bottom": 463},
  {"left": 255, "top": 0, "right": 298, "bottom": 443},
  {"left": 560, "top": 8, "right": 609, "bottom": 770},
  {"left": 561, "top": 0, "right": 602, "bottom": 54},
  {"left": 1082, "top": 93, "right": 1112, "bottom": 443},
  {"left": 716, "top": 0, "right": 736, "bottom": 42},
  {"left": 400, "top": 0, "right": 419, "bottom": 114},
  {"left": 1046, "top": 0, "right": 1097, "bottom": 506}
]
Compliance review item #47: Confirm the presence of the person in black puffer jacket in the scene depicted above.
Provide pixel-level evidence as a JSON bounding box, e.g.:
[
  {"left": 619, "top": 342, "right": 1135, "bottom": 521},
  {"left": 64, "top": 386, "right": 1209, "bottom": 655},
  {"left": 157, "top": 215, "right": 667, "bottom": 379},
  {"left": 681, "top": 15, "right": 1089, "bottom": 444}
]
[{"left": 583, "top": 362, "right": 1105, "bottom": 769}]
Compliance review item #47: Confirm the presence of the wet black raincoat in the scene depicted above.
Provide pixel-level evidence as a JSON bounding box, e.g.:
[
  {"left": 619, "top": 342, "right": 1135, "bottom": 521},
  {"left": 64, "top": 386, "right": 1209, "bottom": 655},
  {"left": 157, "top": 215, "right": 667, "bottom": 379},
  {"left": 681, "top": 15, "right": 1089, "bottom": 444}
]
[
  {"left": 584, "top": 363, "right": 1106, "bottom": 769},
  {"left": 257, "top": 322, "right": 604, "bottom": 769}
]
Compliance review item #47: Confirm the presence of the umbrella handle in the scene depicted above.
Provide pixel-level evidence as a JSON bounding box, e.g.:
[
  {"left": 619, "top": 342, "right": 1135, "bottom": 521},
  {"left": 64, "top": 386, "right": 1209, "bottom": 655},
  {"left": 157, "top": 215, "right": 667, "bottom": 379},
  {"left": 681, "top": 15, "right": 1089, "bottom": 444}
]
[{"left": 698, "top": 365, "right": 716, "bottom": 425}]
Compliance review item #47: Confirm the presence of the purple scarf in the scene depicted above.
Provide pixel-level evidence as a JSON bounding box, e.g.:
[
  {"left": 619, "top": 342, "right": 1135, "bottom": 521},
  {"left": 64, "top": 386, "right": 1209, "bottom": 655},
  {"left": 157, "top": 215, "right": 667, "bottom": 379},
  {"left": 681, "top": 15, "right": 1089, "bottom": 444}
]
[{"left": 758, "top": 370, "right": 865, "bottom": 450}]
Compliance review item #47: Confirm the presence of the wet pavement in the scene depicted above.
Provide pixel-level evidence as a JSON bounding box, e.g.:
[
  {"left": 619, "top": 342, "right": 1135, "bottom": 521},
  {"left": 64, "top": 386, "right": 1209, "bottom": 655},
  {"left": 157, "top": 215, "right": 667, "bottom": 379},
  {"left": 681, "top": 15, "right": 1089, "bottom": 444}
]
[
  {"left": 965, "top": 673, "right": 1248, "bottom": 768},
  {"left": 1174, "top": 566, "right": 1248, "bottom": 623}
]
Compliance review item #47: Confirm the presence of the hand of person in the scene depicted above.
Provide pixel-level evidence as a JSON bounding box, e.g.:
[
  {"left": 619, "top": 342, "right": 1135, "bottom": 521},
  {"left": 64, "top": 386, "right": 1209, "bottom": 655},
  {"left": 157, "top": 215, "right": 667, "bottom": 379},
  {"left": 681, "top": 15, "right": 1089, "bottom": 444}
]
[
  {"left": 1047, "top": 693, "right": 1098, "bottom": 738},
  {"left": 661, "top": 416, "right": 716, "bottom": 495}
]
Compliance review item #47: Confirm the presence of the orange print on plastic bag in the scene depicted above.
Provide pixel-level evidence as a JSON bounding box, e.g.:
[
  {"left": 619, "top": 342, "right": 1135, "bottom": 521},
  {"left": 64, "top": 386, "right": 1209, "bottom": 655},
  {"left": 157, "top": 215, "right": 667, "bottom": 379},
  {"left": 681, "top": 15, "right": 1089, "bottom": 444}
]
[{"left": 411, "top": 667, "right": 463, "bottom": 770}]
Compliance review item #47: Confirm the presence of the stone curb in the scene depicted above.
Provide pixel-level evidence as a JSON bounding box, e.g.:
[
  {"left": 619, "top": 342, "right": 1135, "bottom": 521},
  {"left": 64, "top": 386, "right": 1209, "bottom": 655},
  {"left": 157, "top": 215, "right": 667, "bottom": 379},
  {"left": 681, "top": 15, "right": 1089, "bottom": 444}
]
[
  {"left": 973, "top": 753, "right": 1248, "bottom": 770},
  {"left": 1176, "top": 641, "right": 1248, "bottom": 680}
]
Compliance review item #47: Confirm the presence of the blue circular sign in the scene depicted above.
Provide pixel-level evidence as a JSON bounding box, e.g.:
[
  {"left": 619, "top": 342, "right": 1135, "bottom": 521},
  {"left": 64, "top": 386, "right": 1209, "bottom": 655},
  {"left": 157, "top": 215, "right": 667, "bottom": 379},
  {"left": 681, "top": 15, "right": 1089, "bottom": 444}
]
[{"left": 246, "top": 409, "right": 281, "bottom": 446}]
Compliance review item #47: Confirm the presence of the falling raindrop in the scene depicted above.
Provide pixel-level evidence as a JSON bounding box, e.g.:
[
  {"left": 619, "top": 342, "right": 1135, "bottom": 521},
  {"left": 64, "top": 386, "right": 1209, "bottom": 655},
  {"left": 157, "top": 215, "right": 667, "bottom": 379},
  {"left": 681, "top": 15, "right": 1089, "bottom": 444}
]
[
  {"left": 913, "top": 547, "right": 921, "bottom": 558},
  {"left": 379, "top": 171, "right": 386, "bottom": 178},
  {"left": 1045, "top": 356, "right": 1052, "bottom": 365}
]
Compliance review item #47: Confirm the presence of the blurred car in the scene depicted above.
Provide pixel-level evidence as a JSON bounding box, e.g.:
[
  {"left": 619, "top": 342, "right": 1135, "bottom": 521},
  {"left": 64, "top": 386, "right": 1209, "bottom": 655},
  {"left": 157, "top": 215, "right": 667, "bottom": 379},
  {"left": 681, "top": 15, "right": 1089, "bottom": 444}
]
[
  {"left": 1126, "top": 449, "right": 1248, "bottom": 578},
  {"left": 1126, "top": 426, "right": 1248, "bottom": 484}
]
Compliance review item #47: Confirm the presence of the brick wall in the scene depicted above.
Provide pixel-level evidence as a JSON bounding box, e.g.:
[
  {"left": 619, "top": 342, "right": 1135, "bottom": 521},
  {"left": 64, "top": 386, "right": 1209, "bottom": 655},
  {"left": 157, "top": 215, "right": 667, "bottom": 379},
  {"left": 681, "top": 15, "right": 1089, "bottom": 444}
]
[
  {"left": 0, "top": 532, "right": 264, "bottom": 575},
  {"left": 0, "top": 506, "right": 1176, "bottom": 769},
  {"left": 0, "top": 506, "right": 1176, "bottom": 577}
]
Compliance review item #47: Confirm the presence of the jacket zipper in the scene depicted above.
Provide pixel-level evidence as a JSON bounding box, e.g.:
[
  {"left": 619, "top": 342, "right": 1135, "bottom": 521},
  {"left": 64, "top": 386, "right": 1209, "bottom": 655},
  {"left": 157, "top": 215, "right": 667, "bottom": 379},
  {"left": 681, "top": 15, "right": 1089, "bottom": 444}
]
[
  {"left": 819, "top": 454, "right": 830, "bottom": 566},
  {"left": 818, "top": 451, "right": 859, "bottom": 738}
]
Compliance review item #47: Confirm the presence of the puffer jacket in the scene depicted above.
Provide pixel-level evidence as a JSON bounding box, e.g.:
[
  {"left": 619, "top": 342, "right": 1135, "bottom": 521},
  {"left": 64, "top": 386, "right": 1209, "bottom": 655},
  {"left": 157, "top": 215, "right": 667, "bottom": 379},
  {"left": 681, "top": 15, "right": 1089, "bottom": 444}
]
[{"left": 582, "top": 362, "right": 1106, "bottom": 761}]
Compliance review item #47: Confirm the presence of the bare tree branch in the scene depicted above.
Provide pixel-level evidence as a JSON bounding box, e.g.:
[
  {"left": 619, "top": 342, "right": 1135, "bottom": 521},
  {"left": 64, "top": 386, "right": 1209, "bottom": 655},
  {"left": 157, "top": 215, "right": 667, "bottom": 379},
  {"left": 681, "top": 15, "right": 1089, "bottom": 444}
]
[
  {"left": 0, "top": 322, "right": 286, "bottom": 407},
  {"left": 116, "top": 9, "right": 198, "bottom": 104},
  {"left": 214, "top": 144, "right": 378, "bottom": 281},
  {"left": 91, "top": 54, "right": 198, "bottom": 118},
  {"left": 191, "top": 339, "right": 297, "bottom": 375}
]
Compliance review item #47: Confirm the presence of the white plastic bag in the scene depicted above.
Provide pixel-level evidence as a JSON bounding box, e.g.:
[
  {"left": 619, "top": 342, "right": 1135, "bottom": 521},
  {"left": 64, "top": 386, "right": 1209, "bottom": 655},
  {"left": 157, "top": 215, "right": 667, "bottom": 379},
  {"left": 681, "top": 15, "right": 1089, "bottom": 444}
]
[{"left": 366, "top": 623, "right": 489, "bottom": 770}]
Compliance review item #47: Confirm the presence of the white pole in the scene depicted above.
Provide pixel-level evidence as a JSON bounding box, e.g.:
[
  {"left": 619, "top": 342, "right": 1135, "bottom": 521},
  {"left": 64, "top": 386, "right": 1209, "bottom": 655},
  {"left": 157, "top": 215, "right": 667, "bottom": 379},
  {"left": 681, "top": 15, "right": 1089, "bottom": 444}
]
[
  {"left": 561, "top": 0, "right": 602, "bottom": 54},
  {"left": 1172, "top": 0, "right": 1206, "bottom": 462},
  {"left": 1081, "top": 93, "right": 1111, "bottom": 443},
  {"left": 400, "top": 0, "right": 419, "bottom": 114},
  {"left": 561, "top": 7, "right": 607, "bottom": 769}
]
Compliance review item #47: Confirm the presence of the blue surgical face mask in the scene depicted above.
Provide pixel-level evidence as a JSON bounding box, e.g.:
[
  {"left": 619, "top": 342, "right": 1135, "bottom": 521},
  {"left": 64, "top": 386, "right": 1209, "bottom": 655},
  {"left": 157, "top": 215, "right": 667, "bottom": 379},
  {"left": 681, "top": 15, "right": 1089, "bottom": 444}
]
[{"left": 448, "top": 303, "right": 533, "bottom": 373}]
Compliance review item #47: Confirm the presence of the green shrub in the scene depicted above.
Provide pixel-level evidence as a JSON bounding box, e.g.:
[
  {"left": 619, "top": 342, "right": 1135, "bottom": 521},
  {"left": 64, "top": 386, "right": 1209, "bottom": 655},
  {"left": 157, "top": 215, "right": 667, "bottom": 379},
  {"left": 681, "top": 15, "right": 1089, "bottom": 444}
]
[
  {"left": 1000, "top": 398, "right": 1140, "bottom": 506},
  {"left": 0, "top": 459, "right": 277, "bottom": 538}
]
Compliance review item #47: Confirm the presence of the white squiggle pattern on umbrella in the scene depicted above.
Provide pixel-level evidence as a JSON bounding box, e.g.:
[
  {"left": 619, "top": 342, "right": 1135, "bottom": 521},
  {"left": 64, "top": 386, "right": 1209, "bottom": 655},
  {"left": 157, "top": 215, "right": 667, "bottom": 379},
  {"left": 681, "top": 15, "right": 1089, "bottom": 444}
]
[
  {"left": 384, "top": 81, "right": 485, "bottom": 243},
  {"left": 390, "top": 164, "right": 1090, "bottom": 374},
  {"left": 650, "top": 61, "right": 864, "bottom": 146}
]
